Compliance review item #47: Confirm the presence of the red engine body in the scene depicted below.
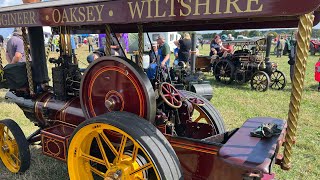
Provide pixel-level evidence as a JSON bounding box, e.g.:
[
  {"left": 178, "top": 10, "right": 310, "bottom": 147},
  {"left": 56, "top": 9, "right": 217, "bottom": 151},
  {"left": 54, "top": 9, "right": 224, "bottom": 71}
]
[{"left": 315, "top": 61, "right": 320, "bottom": 82}]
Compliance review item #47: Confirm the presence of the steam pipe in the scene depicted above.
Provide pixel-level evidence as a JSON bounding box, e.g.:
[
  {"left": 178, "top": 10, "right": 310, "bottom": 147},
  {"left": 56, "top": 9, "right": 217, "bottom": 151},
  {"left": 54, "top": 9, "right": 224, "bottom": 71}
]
[{"left": 265, "top": 35, "right": 273, "bottom": 63}]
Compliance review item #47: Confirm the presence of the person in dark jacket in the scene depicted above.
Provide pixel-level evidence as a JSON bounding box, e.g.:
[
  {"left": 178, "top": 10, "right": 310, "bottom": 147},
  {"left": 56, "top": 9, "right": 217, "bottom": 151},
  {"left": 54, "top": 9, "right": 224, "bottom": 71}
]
[
  {"left": 175, "top": 33, "right": 192, "bottom": 62},
  {"left": 288, "top": 31, "right": 298, "bottom": 81}
]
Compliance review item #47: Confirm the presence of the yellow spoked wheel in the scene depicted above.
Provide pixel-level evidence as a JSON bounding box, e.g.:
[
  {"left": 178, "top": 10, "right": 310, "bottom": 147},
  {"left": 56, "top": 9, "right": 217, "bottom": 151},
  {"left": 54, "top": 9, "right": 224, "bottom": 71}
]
[
  {"left": 180, "top": 90, "right": 226, "bottom": 135},
  {"left": 0, "top": 119, "right": 30, "bottom": 173},
  {"left": 68, "top": 112, "right": 182, "bottom": 180}
]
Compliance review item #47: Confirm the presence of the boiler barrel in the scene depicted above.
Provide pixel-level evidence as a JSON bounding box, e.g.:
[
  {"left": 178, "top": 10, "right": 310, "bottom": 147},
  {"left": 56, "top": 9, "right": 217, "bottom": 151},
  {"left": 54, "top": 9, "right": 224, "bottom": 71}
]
[{"left": 190, "top": 84, "right": 213, "bottom": 100}]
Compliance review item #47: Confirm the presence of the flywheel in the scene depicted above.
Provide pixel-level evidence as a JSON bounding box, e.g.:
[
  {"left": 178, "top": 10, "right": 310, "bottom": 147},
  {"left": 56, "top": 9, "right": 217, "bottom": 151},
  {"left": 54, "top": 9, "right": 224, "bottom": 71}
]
[{"left": 80, "top": 56, "right": 156, "bottom": 122}]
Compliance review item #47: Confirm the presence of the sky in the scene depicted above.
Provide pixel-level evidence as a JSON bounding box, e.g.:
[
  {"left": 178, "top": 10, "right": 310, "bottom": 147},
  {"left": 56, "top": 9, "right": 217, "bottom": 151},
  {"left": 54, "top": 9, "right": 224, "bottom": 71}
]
[{"left": 0, "top": 0, "right": 319, "bottom": 37}]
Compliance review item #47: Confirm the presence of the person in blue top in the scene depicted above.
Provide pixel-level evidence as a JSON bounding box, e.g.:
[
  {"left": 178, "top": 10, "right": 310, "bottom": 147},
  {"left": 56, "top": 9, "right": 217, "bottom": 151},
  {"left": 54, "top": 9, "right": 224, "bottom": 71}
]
[
  {"left": 70, "top": 35, "right": 76, "bottom": 56},
  {"left": 146, "top": 35, "right": 171, "bottom": 80}
]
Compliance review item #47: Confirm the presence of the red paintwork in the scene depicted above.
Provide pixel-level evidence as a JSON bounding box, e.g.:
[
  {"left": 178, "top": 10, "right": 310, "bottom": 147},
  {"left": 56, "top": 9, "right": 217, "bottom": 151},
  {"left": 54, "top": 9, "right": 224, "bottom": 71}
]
[
  {"left": 80, "top": 60, "right": 147, "bottom": 119},
  {"left": 315, "top": 61, "right": 320, "bottom": 82}
]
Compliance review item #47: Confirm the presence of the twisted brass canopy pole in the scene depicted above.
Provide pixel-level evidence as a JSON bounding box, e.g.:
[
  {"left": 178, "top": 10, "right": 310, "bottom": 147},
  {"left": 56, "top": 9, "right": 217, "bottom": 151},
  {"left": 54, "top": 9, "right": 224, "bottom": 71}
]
[
  {"left": 105, "top": 25, "right": 112, "bottom": 56},
  {"left": 21, "top": 27, "right": 35, "bottom": 96},
  {"left": 138, "top": 25, "right": 143, "bottom": 68},
  {"left": 282, "top": 12, "right": 314, "bottom": 170}
]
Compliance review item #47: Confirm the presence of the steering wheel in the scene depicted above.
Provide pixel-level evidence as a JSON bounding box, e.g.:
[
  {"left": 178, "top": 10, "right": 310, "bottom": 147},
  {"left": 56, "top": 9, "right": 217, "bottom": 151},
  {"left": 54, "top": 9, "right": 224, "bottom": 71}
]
[{"left": 159, "top": 82, "right": 182, "bottom": 109}]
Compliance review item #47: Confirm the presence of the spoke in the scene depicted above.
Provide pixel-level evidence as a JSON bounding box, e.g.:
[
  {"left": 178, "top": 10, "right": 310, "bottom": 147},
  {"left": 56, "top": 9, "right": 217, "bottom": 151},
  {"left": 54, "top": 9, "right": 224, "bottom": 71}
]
[
  {"left": 80, "top": 150, "right": 106, "bottom": 166},
  {"left": 172, "top": 96, "right": 179, "bottom": 103},
  {"left": 129, "top": 162, "right": 153, "bottom": 176},
  {"left": 99, "top": 132, "right": 118, "bottom": 156},
  {"left": 162, "top": 87, "right": 170, "bottom": 94},
  {"left": 90, "top": 166, "right": 106, "bottom": 178},
  {"left": 117, "top": 135, "right": 127, "bottom": 164},
  {"left": 9, "top": 153, "right": 21, "bottom": 166},
  {"left": 163, "top": 94, "right": 170, "bottom": 97},
  {"left": 95, "top": 135, "right": 111, "bottom": 169},
  {"left": 131, "top": 145, "right": 139, "bottom": 163},
  {"left": 194, "top": 115, "right": 202, "bottom": 123}
]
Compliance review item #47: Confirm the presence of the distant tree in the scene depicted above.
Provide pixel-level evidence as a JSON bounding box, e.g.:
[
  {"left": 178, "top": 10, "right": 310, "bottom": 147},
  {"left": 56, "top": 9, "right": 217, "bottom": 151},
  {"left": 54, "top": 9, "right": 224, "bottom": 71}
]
[
  {"left": 312, "top": 29, "right": 320, "bottom": 38},
  {"left": 240, "top": 30, "right": 250, "bottom": 37},
  {"left": 234, "top": 32, "right": 241, "bottom": 37},
  {"left": 221, "top": 30, "right": 236, "bottom": 36},
  {"left": 248, "top": 30, "right": 262, "bottom": 37}
]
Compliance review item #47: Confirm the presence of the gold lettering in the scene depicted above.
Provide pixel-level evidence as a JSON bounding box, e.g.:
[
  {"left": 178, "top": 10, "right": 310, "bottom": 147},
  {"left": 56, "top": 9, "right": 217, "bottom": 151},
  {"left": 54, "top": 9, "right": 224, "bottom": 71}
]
[
  {"left": 194, "top": 0, "right": 211, "bottom": 15},
  {"left": 95, "top": 5, "right": 104, "bottom": 21},
  {"left": 61, "top": 9, "right": 70, "bottom": 23},
  {"left": 154, "top": 0, "right": 166, "bottom": 17},
  {"left": 244, "top": 0, "right": 263, "bottom": 12},
  {"left": 10, "top": 13, "right": 17, "bottom": 25},
  {"left": 78, "top": 7, "right": 86, "bottom": 22},
  {"left": 3, "top": 14, "right": 8, "bottom": 26},
  {"left": 167, "top": 0, "right": 176, "bottom": 17},
  {"left": 128, "top": 1, "right": 146, "bottom": 19},
  {"left": 18, "top": 13, "right": 23, "bottom": 24},
  {"left": 86, "top": 6, "right": 95, "bottom": 22},
  {"left": 69, "top": 8, "right": 78, "bottom": 22},
  {"left": 212, "top": 0, "right": 222, "bottom": 14},
  {"left": 225, "top": 0, "right": 243, "bottom": 13},
  {"left": 23, "top": 12, "right": 29, "bottom": 24},
  {"left": 7, "top": 14, "right": 11, "bottom": 25},
  {"left": 180, "top": 0, "right": 192, "bottom": 16},
  {"left": 146, "top": 0, "right": 152, "bottom": 18},
  {"left": 52, "top": 9, "right": 61, "bottom": 23},
  {"left": 30, "top": 12, "right": 36, "bottom": 24}
]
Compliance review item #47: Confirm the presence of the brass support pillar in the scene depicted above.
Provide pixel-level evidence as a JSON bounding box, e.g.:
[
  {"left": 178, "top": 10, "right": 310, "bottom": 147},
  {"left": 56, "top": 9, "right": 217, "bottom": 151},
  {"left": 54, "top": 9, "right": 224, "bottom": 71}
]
[
  {"left": 138, "top": 25, "right": 143, "bottom": 68},
  {"left": 282, "top": 12, "right": 314, "bottom": 170},
  {"left": 105, "top": 25, "right": 112, "bottom": 56},
  {"left": 21, "top": 27, "right": 34, "bottom": 96}
]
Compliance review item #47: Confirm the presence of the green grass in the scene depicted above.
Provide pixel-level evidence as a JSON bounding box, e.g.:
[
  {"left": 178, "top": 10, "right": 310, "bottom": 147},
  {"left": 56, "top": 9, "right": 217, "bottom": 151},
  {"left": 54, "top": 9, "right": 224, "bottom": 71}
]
[{"left": 0, "top": 44, "right": 320, "bottom": 180}]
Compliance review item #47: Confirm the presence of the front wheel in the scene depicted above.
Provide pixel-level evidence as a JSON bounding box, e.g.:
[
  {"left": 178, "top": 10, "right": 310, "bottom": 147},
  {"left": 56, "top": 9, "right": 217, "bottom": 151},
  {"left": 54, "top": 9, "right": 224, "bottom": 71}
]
[
  {"left": 250, "top": 71, "right": 270, "bottom": 92},
  {"left": 67, "top": 112, "right": 183, "bottom": 180},
  {"left": 214, "top": 60, "right": 235, "bottom": 84},
  {"left": 0, "top": 119, "right": 30, "bottom": 173},
  {"left": 270, "top": 70, "right": 286, "bottom": 90}
]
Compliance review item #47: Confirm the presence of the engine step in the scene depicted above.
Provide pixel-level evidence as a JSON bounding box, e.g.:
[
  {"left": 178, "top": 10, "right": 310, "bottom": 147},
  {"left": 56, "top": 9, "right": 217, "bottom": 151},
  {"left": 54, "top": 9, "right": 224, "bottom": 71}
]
[{"left": 41, "top": 124, "right": 75, "bottom": 161}]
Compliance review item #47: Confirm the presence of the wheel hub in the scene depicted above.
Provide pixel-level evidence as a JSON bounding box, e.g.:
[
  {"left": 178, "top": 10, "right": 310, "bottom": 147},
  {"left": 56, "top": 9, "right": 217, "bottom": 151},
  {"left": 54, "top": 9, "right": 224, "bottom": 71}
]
[
  {"left": 1, "top": 144, "right": 9, "bottom": 153},
  {"left": 104, "top": 91, "right": 124, "bottom": 112}
]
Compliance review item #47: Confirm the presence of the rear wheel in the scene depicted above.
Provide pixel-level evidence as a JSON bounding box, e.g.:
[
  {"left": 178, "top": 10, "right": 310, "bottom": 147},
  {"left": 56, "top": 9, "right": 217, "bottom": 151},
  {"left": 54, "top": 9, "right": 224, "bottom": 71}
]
[
  {"left": 0, "top": 119, "right": 30, "bottom": 173},
  {"left": 67, "top": 112, "right": 183, "bottom": 180},
  {"left": 180, "top": 90, "right": 226, "bottom": 134},
  {"left": 214, "top": 60, "right": 235, "bottom": 84}
]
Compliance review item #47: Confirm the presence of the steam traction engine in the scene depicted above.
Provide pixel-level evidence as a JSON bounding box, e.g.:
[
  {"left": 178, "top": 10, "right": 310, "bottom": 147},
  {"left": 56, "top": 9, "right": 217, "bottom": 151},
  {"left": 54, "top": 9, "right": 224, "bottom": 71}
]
[{"left": 213, "top": 36, "right": 287, "bottom": 91}]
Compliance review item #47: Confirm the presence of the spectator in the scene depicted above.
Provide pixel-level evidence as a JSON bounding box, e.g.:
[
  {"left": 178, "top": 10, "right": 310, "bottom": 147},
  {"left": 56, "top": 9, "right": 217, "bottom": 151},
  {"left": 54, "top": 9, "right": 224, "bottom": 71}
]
[
  {"left": 6, "top": 27, "right": 28, "bottom": 64},
  {"left": 277, "top": 36, "right": 286, "bottom": 58},
  {"left": 0, "top": 34, "right": 4, "bottom": 49},
  {"left": 173, "top": 41, "right": 179, "bottom": 65},
  {"left": 175, "top": 32, "right": 191, "bottom": 62},
  {"left": 111, "top": 33, "right": 126, "bottom": 57},
  {"left": 315, "top": 58, "right": 320, "bottom": 91},
  {"left": 157, "top": 35, "right": 170, "bottom": 67},
  {"left": 86, "top": 47, "right": 118, "bottom": 64},
  {"left": 210, "top": 35, "right": 220, "bottom": 56},
  {"left": 288, "top": 32, "right": 297, "bottom": 81},
  {"left": 70, "top": 35, "right": 76, "bottom": 56},
  {"left": 149, "top": 42, "right": 158, "bottom": 63},
  {"left": 227, "top": 34, "right": 234, "bottom": 41},
  {"left": 88, "top": 35, "right": 94, "bottom": 52}
]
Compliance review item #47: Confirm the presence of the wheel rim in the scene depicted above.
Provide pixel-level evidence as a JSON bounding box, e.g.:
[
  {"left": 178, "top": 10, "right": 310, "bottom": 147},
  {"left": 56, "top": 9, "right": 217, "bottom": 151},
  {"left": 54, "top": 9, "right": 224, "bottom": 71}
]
[
  {"left": 68, "top": 123, "right": 160, "bottom": 180},
  {"left": 251, "top": 71, "right": 270, "bottom": 92},
  {"left": 159, "top": 82, "right": 182, "bottom": 109},
  {"left": 215, "top": 61, "right": 233, "bottom": 84},
  {"left": 270, "top": 70, "right": 286, "bottom": 90},
  {"left": 0, "top": 124, "right": 21, "bottom": 173}
]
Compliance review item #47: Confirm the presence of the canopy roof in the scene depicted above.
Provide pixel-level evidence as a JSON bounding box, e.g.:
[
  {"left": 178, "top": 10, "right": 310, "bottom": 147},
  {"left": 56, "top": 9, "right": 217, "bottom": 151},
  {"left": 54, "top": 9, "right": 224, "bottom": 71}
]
[{"left": 0, "top": 0, "right": 320, "bottom": 33}]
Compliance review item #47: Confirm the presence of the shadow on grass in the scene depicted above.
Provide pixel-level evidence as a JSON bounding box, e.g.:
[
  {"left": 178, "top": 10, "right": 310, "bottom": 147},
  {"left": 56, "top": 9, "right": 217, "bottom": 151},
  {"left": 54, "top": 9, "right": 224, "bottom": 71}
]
[{"left": 0, "top": 145, "right": 68, "bottom": 180}]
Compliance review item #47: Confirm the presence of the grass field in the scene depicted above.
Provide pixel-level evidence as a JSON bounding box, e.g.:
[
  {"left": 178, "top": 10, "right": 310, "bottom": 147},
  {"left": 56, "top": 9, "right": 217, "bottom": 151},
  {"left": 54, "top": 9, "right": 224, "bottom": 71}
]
[{"left": 0, "top": 44, "right": 320, "bottom": 180}]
